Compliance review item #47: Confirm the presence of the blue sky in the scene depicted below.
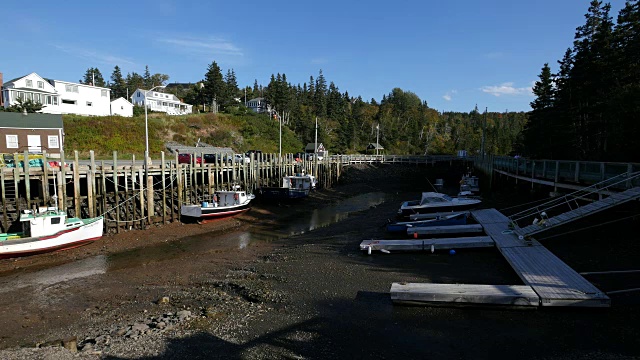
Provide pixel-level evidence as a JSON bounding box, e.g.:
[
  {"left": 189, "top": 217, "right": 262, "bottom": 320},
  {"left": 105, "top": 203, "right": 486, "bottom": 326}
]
[{"left": 0, "top": 0, "right": 627, "bottom": 112}]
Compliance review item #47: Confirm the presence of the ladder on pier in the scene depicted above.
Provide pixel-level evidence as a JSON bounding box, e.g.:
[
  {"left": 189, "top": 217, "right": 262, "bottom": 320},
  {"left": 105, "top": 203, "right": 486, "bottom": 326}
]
[{"left": 508, "top": 172, "right": 640, "bottom": 238}]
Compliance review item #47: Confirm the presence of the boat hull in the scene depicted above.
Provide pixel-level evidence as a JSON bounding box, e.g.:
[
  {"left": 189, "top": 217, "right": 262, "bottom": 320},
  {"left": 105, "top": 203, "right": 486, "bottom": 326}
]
[
  {"left": 0, "top": 217, "right": 104, "bottom": 259},
  {"left": 257, "top": 187, "right": 310, "bottom": 200},
  {"left": 181, "top": 202, "right": 251, "bottom": 220},
  {"left": 398, "top": 202, "right": 480, "bottom": 218},
  {"left": 387, "top": 213, "right": 467, "bottom": 233}
]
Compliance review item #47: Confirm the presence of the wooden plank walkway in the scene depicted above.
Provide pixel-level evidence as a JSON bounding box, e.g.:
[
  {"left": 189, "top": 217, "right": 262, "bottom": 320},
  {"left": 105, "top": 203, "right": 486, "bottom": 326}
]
[
  {"left": 391, "top": 283, "right": 539, "bottom": 307},
  {"left": 472, "top": 208, "right": 610, "bottom": 307},
  {"left": 516, "top": 187, "right": 640, "bottom": 237},
  {"left": 406, "top": 224, "right": 484, "bottom": 236},
  {"left": 360, "top": 237, "right": 494, "bottom": 253}
]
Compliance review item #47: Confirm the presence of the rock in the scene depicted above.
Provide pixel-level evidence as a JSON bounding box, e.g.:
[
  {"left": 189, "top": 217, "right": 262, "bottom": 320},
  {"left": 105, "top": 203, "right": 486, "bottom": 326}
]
[
  {"left": 158, "top": 296, "right": 170, "bottom": 304},
  {"left": 62, "top": 336, "right": 77, "bottom": 353},
  {"left": 177, "top": 310, "right": 191, "bottom": 320},
  {"left": 156, "top": 321, "right": 167, "bottom": 330},
  {"left": 131, "top": 323, "right": 149, "bottom": 332}
]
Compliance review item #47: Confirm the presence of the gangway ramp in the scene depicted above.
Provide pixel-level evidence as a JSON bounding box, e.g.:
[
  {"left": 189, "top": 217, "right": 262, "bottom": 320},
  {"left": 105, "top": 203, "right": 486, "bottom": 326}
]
[
  {"left": 472, "top": 209, "right": 610, "bottom": 307},
  {"left": 514, "top": 187, "right": 640, "bottom": 237}
]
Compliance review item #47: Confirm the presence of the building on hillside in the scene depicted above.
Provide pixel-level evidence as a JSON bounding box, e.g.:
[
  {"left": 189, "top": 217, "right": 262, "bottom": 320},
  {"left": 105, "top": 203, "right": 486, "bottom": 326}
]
[
  {"left": 130, "top": 88, "right": 193, "bottom": 115},
  {"left": 1, "top": 72, "right": 111, "bottom": 116},
  {"left": 247, "top": 97, "right": 267, "bottom": 113},
  {"left": 0, "top": 112, "right": 64, "bottom": 154},
  {"left": 111, "top": 97, "right": 134, "bottom": 117},
  {"left": 304, "top": 143, "right": 327, "bottom": 159},
  {"left": 366, "top": 142, "right": 384, "bottom": 154}
]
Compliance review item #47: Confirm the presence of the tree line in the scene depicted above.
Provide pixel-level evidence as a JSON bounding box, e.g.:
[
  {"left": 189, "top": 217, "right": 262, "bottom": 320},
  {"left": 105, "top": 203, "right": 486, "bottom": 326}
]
[
  {"left": 527, "top": 0, "right": 640, "bottom": 162},
  {"left": 78, "top": 63, "right": 527, "bottom": 156}
]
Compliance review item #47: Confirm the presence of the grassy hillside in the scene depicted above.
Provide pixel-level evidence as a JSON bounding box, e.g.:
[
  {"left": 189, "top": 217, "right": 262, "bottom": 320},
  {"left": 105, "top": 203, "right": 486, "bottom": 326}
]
[{"left": 63, "top": 112, "right": 305, "bottom": 159}]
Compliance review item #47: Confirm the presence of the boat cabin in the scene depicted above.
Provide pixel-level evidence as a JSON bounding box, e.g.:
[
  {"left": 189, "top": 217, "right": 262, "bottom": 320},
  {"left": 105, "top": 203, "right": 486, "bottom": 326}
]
[
  {"left": 210, "top": 190, "right": 250, "bottom": 207},
  {"left": 282, "top": 175, "right": 316, "bottom": 190},
  {"left": 20, "top": 208, "right": 80, "bottom": 238},
  {"left": 420, "top": 192, "right": 454, "bottom": 206}
]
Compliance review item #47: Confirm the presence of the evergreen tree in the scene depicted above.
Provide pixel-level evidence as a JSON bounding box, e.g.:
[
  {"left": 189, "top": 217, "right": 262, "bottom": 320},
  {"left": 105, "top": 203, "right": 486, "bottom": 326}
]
[
  {"left": 525, "top": 63, "right": 555, "bottom": 158},
  {"left": 109, "top": 65, "right": 127, "bottom": 100},
  {"left": 203, "top": 61, "right": 225, "bottom": 112},
  {"left": 80, "top": 67, "right": 106, "bottom": 87},
  {"left": 314, "top": 70, "right": 327, "bottom": 118},
  {"left": 143, "top": 65, "right": 152, "bottom": 88}
]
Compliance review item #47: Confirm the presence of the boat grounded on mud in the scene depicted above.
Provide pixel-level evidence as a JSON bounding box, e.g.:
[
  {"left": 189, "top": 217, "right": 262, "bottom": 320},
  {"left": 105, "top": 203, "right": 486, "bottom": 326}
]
[
  {"left": 257, "top": 173, "right": 317, "bottom": 201},
  {"left": 0, "top": 207, "right": 104, "bottom": 259},
  {"left": 181, "top": 186, "right": 255, "bottom": 221}
]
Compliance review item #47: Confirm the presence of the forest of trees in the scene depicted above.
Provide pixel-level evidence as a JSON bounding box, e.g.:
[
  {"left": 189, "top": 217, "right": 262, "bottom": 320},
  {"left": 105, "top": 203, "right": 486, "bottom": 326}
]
[
  {"left": 77, "top": 60, "right": 527, "bottom": 157},
  {"left": 527, "top": 0, "right": 640, "bottom": 162}
]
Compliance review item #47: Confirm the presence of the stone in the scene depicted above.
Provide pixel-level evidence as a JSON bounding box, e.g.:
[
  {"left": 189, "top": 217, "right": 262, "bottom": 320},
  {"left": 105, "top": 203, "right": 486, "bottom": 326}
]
[{"left": 62, "top": 336, "right": 78, "bottom": 353}]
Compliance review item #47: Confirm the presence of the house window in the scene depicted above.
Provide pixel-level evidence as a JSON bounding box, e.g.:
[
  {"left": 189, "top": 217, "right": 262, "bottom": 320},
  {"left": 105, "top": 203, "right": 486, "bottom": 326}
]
[
  {"left": 46, "top": 96, "right": 52, "bottom": 105},
  {"left": 65, "top": 84, "right": 73, "bottom": 92},
  {"left": 73, "top": 85, "right": 79, "bottom": 93},
  {"left": 6, "top": 135, "right": 18, "bottom": 149},
  {"left": 26, "top": 79, "right": 33, "bottom": 87},
  {"left": 157, "top": 100, "right": 162, "bottom": 105},
  {"left": 101, "top": 90, "right": 107, "bottom": 97},
  {"left": 53, "top": 97, "right": 58, "bottom": 105},
  {"left": 37, "top": 81, "right": 44, "bottom": 89},
  {"left": 48, "top": 136, "right": 60, "bottom": 149},
  {"left": 62, "top": 99, "right": 76, "bottom": 105},
  {"left": 120, "top": 106, "right": 124, "bottom": 110},
  {"left": 34, "top": 94, "right": 41, "bottom": 103},
  {"left": 87, "top": 101, "right": 93, "bottom": 106}
]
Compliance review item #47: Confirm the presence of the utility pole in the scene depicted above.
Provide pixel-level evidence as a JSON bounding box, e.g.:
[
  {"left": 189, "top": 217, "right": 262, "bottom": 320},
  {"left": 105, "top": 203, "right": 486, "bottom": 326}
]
[
  {"left": 376, "top": 124, "right": 380, "bottom": 156},
  {"left": 314, "top": 117, "right": 318, "bottom": 176},
  {"left": 481, "top": 107, "right": 487, "bottom": 160}
]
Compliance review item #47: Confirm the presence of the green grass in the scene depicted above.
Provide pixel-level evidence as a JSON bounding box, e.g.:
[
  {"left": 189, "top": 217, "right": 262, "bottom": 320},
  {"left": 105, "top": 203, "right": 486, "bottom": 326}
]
[{"left": 62, "top": 112, "right": 305, "bottom": 159}]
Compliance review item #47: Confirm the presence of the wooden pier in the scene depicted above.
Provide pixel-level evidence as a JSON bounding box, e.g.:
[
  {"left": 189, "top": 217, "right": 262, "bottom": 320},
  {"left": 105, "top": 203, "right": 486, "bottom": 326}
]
[
  {"left": 360, "top": 237, "right": 494, "bottom": 252},
  {"left": 384, "top": 208, "right": 611, "bottom": 308},
  {"left": 0, "top": 150, "right": 341, "bottom": 234}
]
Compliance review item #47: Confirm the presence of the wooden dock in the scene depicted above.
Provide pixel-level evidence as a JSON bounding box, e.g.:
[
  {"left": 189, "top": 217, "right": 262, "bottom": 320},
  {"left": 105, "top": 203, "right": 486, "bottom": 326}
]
[
  {"left": 471, "top": 208, "right": 610, "bottom": 307},
  {"left": 360, "top": 236, "right": 494, "bottom": 253},
  {"left": 406, "top": 224, "right": 483, "bottom": 236},
  {"left": 391, "top": 283, "right": 539, "bottom": 307},
  {"left": 385, "top": 208, "right": 610, "bottom": 308}
]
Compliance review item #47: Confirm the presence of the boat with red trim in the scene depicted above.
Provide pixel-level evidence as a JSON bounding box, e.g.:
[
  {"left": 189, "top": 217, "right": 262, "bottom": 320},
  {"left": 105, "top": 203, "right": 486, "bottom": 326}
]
[{"left": 180, "top": 186, "right": 255, "bottom": 221}]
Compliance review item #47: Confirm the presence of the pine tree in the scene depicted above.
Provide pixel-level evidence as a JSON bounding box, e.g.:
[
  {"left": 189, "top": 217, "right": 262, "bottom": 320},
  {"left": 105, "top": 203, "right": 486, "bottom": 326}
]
[
  {"left": 109, "top": 65, "right": 127, "bottom": 100},
  {"left": 80, "top": 67, "right": 105, "bottom": 87},
  {"left": 525, "top": 63, "right": 555, "bottom": 158},
  {"left": 314, "top": 70, "right": 327, "bottom": 118},
  {"left": 143, "top": 65, "right": 152, "bottom": 88},
  {"left": 203, "top": 61, "right": 225, "bottom": 112}
]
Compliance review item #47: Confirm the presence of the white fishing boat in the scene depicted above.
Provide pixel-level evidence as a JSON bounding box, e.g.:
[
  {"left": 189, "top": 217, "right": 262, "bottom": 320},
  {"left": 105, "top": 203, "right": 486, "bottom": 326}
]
[
  {"left": 397, "top": 192, "right": 482, "bottom": 218},
  {"left": 0, "top": 206, "right": 104, "bottom": 259},
  {"left": 181, "top": 186, "right": 255, "bottom": 221}
]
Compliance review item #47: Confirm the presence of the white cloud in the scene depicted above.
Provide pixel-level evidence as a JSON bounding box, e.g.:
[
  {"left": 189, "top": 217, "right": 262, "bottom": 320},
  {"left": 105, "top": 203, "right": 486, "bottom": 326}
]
[
  {"left": 52, "top": 44, "right": 136, "bottom": 67},
  {"left": 485, "top": 52, "right": 504, "bottom": 59},
  {"left": 442, "top": 90, "right": 457, "bottom": 101},
  {"left": 481, "top": 82, "right": 532, "bottom": 97},
  {"left": 157, "top": 36, "right": 243, "bottom": 57}
]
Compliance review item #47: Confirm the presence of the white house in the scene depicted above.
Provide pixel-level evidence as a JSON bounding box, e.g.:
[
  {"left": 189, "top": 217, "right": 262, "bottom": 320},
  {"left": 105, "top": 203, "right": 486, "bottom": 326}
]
[
  {"left": 110, "top": 97, "right": 134, "bottom": 117},
  {"left": 130, "top": 88, "right": 192, "bottom": 115},
  {"left": 1, "top": 72, "right": 111, "bottom": 116},
  {"left": 247, "top": 97, "right": 267, "bottom": 113}
]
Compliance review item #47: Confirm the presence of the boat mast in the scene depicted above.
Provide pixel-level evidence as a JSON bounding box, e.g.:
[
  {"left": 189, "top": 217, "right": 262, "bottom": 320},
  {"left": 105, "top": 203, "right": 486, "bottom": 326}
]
[{"left": 51, "top": 168, "right": 58, "bottom": 210}]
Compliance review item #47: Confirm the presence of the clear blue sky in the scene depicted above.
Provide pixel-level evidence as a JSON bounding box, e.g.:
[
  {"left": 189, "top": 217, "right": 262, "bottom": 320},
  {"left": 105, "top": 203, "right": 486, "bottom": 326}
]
[{"left": 0, "top": 0, "right": 626, "bottom": 112}]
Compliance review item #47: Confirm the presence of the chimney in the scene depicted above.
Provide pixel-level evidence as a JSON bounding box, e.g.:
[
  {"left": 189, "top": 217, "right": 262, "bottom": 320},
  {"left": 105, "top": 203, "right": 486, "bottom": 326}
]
[{"left": 0, "top": 72, "right": 3, "bottom": 107}]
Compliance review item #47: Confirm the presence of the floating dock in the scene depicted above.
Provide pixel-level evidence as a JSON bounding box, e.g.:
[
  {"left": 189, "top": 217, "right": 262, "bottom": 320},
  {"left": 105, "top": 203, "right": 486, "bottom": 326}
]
[
  {"left": 360, "top": 237, "right": 494, "bottom": 252},
  {"left": 381, "top": 208, "right": 611, "bottom": 308},
  {"left": 406, "top": 224, "right": 484, "bottom": 236}
]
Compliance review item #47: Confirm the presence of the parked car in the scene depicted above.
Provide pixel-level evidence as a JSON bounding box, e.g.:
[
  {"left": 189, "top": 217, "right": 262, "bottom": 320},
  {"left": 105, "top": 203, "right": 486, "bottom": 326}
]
[
  {"left": 235, "top": 154, "right": 250, "bottom": 164},
  {"left": 245, "top": 150, "right": 263, "bottom": 159},
  {"left": 178, "top": 153, "right": 202, "bottom": 164}
]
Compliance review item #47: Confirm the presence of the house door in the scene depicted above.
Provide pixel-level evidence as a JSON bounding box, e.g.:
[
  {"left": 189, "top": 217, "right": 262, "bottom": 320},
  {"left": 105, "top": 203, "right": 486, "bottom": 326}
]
[{"left": 27, "top": 135, "right": 42, "bottom": 153}]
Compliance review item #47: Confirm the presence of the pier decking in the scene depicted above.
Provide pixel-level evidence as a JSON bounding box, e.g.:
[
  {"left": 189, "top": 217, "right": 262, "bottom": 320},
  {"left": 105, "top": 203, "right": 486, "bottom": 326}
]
[{"left": 385, "top": 208, "right": 611, "bottom": 308}]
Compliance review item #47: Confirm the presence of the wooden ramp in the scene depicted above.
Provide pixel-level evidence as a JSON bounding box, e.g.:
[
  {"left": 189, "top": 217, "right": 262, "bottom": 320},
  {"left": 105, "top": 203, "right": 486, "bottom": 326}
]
[
  {"left": 472, "top": 208, "right": 610, "bottom": 307},
  {"left": 360, "top": 236, "right": 494, "bottom": 253},
  {"left": 391, "top": 283, "right": 539, "bottom": 307},
  {"left": 406, "top": 224, "right": 483, "bottom": 236},
  {"left": 515, "top": 187, "right": 640, "bottom": 237}
]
